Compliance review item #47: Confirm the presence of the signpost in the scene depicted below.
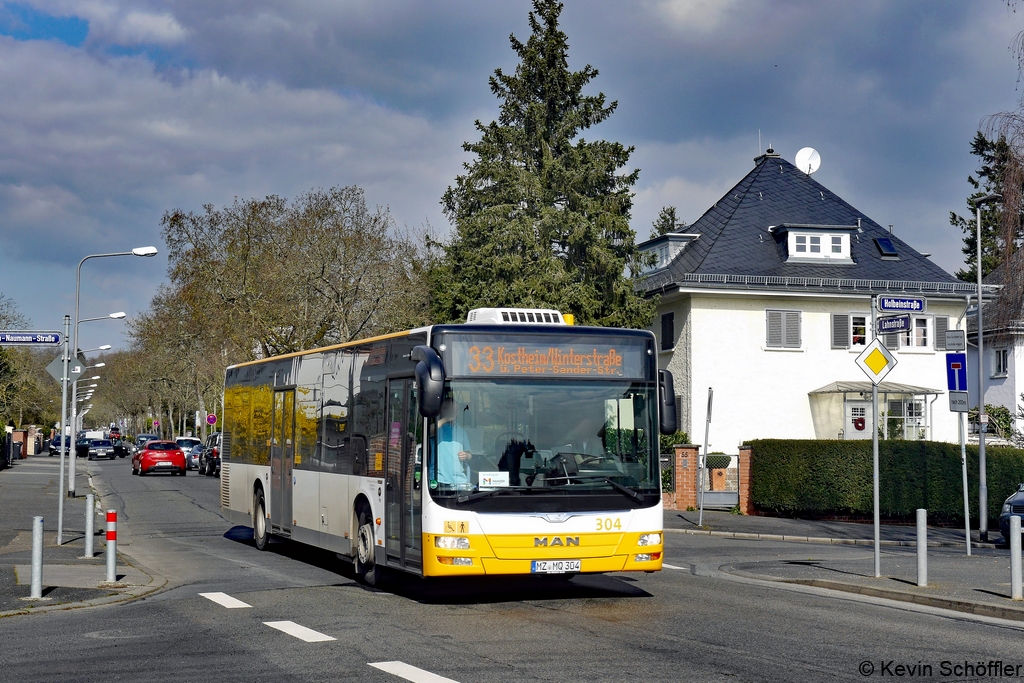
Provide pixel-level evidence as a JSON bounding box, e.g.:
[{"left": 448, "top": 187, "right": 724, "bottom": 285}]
[
  {"left": 0, "top": 331, "right": 63, "bottom": 346},
  {"left": 946, "top": 348, "right": 972, "bottom": 555},
  {"left": 859, "top": 299, "right": 901, "bottom": 578}
]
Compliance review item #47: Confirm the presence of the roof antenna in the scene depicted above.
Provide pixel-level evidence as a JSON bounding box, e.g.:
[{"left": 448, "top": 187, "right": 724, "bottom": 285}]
[{"left": 889, "top": 224, "right": 893, "bottom": 234}]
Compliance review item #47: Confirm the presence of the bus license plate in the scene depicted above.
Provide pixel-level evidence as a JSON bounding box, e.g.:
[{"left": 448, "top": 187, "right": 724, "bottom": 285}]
[{"left": 531, "top": 560, "right": 581, "bottom": 574}]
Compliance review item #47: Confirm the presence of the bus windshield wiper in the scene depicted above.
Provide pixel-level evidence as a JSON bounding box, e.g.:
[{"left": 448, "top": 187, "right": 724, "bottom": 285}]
[
  {"left": 546, "top": 475, "right": 645, "bottom": 502},
  {"left": 455, "top": 487, "right": 529, "bottom": 504}
]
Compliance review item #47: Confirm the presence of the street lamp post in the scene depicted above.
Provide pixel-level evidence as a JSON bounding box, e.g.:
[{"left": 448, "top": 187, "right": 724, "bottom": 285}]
[
  {"left": 974, "top": 193, "right": 1000, "bottom": 542},
  {"left": 67, "top": 247, "right": 153, "bottom": 499}
]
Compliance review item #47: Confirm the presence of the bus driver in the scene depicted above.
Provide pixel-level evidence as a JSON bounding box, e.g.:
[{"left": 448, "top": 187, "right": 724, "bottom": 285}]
[{"left": 436, "top": 397, "right": 472, "bottom": 486}]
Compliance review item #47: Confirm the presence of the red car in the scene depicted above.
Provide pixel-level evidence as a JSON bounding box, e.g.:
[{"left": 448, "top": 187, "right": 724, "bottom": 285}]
[{"left": 133, "top": 440, "right": 187, "bottom": 476}]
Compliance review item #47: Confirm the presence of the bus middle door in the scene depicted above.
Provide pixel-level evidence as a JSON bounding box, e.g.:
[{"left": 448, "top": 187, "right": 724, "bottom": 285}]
[
  {"left": 384, "top": 378, "right": 422, "bottom": 570},
  {"left": 271, "top": 388, "right": 296, "bottom": 534}
]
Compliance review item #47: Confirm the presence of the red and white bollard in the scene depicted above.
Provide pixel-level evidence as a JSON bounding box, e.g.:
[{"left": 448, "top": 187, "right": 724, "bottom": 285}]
[{"left": 105, "top": 510, "right": 117, "bottom": 583}]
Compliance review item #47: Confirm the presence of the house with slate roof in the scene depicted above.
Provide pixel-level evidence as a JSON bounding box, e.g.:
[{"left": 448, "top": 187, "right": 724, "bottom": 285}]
[{"left": 638, "top": 148, "right": 984, "bottom": 453}]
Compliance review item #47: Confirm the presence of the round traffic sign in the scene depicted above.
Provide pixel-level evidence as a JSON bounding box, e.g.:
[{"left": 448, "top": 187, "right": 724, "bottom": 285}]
[
  {"left": 206, "top": 414, "right": 217, "bottom": 426},
  {"left": 153, "top": 420, "right": 160, "bottom": 427}
]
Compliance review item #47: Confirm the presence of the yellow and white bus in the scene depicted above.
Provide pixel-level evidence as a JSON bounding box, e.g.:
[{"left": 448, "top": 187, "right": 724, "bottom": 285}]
[{"left": 219, "top": 308, "right": 676, "bottom": 584}]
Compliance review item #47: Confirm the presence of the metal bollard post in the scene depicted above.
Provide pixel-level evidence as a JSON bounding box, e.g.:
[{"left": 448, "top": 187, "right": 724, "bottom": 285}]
[
  {"left": 1011, "top": 516, "right": 1022, "bottom": 601},
  {"left": 31, "top": 516, "right": 43, "bottom": 599},
  {"left": 84, "top": 494, "right": 94, "bottom": 558},
  {"left": 916, "top": 508, "right": 927, "bottom": 587},
  {"left": 105, "top": 510, "right": 117, "bottom": 583}
]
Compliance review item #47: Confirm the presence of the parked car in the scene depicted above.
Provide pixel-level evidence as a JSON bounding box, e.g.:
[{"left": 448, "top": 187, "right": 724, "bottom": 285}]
[
  {"left": 87, "top": 439, "right": 116, "bottom": 460},
  {"left": 135, "top": 434, "right": 159, "bottom": 450},
  {"left": 48, "top": 435, "right": 71, "bottom": 456},
  {"left": 133, "top": 440, "right": 187, "bottom": 476},
  {"left": 75, "top": 437, "right": 92, "bottom": 458},
  {"left": 185, "top": 444, "right": 203, "bottom": 470},
  {"left": 1000, "top": 484, "right": 1024, "bottom": 543},
  {"left": 198, "top": 432, "right": 222, "bottom": 476}
]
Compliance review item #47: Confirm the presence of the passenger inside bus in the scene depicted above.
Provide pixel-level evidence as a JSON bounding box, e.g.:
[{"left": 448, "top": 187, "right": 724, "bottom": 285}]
[{"left": 436, "top": 397, "right": 472, "bottom": 486}]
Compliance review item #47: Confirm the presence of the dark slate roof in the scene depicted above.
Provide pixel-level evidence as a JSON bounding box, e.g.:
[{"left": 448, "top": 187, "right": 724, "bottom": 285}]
[{"left": 642, "top": 154, "right": 971, "bottom": 296}]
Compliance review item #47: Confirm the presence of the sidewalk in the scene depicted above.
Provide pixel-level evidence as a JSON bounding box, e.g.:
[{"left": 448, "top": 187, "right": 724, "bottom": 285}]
[
  {"left": 0, "top": 453, "right": 162, "bottom": 617},
  {"left": 667, "top": 509, "right": 1024, "bottom": 621}
]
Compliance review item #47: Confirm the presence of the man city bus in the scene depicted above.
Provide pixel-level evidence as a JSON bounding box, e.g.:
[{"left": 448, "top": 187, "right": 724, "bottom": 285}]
[{"left": 219, "top": 308, "right": 676, "bottom": 584}]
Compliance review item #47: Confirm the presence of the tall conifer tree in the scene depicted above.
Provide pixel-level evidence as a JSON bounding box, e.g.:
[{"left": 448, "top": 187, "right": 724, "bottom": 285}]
[{"left": 430, "top": 0, "right": 654, "bottom": 328}]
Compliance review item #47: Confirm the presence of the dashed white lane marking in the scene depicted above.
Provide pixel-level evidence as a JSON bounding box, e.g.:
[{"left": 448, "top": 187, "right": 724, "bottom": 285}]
[
  {"left": 369, "top": 661, "right": 459, "bottom": 683},
  {"left": 263, "top": 620, "right": 336, "bottom": 642},
  {"left": 199, "top": 592, "right": 252, "bottom": 609},
  {"left": 662, "top": 563, "right": 686, "bottom": 570}
]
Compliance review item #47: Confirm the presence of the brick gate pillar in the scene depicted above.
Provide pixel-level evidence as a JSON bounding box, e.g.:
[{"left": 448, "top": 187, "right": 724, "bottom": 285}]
[
  {"left": 738, "top": 445, "right": 755, "bottom": 515},
  {"left": 663, "top": 444, "right": 699, "bottom": 511}
]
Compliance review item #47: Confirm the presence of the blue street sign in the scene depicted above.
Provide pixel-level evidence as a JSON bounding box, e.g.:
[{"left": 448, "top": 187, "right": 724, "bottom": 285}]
[
  {"left": 877, "top": 296, "right": 926, "bottom": 313},
  {"left": 946, "top": 353, "right": 968, "bottom": 392},
  {"left": 0, "top": 331, "right": 63, "bottom": 346},
  {"left": 877, "top": 315, "right": 910, "bottom": 334}
]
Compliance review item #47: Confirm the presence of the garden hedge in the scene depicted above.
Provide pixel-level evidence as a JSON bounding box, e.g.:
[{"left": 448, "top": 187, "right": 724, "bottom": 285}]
[{"left": 748, "top": 439, "right": 1024, "bottom": 524}]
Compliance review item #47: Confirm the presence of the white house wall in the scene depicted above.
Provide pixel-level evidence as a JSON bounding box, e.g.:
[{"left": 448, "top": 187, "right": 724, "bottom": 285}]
[{"left": 655, "top": 290, "right": 965, "bottom": 452}]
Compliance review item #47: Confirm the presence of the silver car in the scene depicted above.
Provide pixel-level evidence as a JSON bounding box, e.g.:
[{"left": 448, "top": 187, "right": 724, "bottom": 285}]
[{"left": 185, "top": 444, "right": 203, "bottom": 470}]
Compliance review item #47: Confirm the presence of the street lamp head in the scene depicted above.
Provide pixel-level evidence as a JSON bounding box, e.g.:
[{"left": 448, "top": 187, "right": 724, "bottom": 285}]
[
  {"left": 132, "top": 246, "right": 158, "bottom": 257},
  {"left": 98, "top": 345, "right": 111, "bottom": 350},
  {"left": 973, "top": 193, "right": 1002, "bottom": 209},
  {"left": 91, "top": 363, "right": 105, "bottom": 368},
  {"left": 109, "top": 312, "right": 127, "bottom": 319}
]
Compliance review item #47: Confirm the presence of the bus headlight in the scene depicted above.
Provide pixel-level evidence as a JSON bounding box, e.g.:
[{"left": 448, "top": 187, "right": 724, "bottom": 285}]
[
  {"left": 435, "top": 536, "right": 471, "bottom": 550},
  {"left": 637, "top": 533, "right": 662, "bottom": 546}
]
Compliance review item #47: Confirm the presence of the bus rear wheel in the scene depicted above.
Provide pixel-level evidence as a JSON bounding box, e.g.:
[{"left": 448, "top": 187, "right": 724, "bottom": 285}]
[
  {"left": 355, "top": 508, "right": 382, "bottom": 586},
  {"left": 253, "top": 489, "right": 269, "bottom": 551}
]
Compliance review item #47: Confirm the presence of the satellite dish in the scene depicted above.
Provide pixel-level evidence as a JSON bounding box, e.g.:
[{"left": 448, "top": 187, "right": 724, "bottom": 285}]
[{"left": 795, "top": 147, "right": 821, "bottom": 175}]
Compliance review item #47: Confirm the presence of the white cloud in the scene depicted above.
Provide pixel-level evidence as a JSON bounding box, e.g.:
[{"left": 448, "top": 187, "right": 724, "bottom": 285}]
[{"left": 647, "top": 0, "right": 743, "bottom": 33}]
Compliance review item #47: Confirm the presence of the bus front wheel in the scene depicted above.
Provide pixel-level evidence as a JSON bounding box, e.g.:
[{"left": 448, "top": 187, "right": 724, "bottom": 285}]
[
  {"left": 254, "top": 489, "right": 269, "bottom": 551},
  {"left": 355, "top": 508, "right": 381, "bottom": 586}
]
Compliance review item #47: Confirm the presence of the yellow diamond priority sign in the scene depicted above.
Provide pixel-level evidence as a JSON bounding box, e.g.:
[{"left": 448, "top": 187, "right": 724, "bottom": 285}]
[{"left": 855, "top": 338, "right": 897, "bottom": 385}]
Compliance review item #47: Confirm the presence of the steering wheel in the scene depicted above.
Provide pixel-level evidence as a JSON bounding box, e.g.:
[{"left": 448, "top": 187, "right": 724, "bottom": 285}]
[
  {"left": 578, "top": 454, "right": 615, "bottom": 467},
  {"left": 493, "top": 431, "right": 527, "bottom": 457}
]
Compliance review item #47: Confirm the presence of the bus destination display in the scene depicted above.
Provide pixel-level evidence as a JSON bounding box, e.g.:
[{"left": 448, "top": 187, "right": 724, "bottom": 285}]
[{"left": 447, "top": 339, "right": 645, "bottom": 378}]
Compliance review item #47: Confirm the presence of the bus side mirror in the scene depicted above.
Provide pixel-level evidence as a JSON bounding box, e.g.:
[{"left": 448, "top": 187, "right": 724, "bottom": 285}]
[
  {"left": 659, "top": 370, "right": 677, "bottom": 435},
  {"left": 412, "top": 346, "right": 445, "bottom": 418}
]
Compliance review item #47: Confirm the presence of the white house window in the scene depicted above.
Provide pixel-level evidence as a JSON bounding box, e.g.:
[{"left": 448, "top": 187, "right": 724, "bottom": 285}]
[
  {"left": 994, "top": 348, "right": 1009, "bottom": 377},
  {"left": 832, "top": 236, "right": 842, "bottom": 253},
  {"left": 795, "top": 235, "right": 806, "bottom": 252},
  {"left": 852, "top": 316, "right": 867, "bottom": 346},
  {"left": 766, "top": 310, "right": 801, "bottom": 349},
  {"left": 900, "top": 317, "right": 929, "bottom": 348}
]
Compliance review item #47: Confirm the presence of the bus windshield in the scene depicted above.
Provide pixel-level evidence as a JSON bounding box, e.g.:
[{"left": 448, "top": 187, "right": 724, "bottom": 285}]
[{"left": 427, "top": 378, "right": 659, "bottom": 508}]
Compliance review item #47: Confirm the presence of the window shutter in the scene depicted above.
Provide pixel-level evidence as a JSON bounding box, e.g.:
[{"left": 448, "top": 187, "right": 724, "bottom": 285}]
[
  {"left": 831, "top": 314, "right": 850, "bottom": 349},
  {"left": 883, "top": 332, "right": 899, "bottom": 350},
  {"left": 661, "top": 312, "right": 675, "bottom": 351},
  {"left": 766, "top": 311, "right": 783, "bottom": 347},
  {"left": 934, "top": 316, "right": 948, "bottom": 351},
  {"left": 784, "top": 311, "right": 801, "bottom": 348}
]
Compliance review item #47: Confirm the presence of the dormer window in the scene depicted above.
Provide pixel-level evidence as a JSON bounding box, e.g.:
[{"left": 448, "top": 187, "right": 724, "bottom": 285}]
[{"left": 773, "top": 224, "right": 855, "bottom": 264}]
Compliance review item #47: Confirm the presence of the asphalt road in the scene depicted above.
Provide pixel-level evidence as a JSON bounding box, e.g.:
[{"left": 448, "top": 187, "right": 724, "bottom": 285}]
[{"left": 2, "top": 460, "right": 1022, "bottom": 682}]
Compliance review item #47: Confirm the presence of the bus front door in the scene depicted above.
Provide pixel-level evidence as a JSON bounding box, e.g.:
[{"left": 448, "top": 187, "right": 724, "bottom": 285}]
[
  {"left": 271, "top": 388, "right": 295, "bottom": 534},
  {"left": 385, "top": 378, "right": 422, "bottom": 570}
]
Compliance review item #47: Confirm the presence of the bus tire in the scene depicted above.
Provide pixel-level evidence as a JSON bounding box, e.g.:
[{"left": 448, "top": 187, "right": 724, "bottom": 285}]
[
  {"left": 355, "top": 508, "right": 381, "bottom": 586},
  {"left": 253, "top": 488, "right": 269, "bottom": 551}
]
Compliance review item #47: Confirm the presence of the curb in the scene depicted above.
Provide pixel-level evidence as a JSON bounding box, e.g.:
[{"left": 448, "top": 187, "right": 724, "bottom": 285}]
[
  {"left": 0, "top": 554, "right": 167, "bottom": 619},
  {"left": 665, "top": 527, "right": 999, "bottom": 549},
  {"left": 782, "top": 577, "right": 1024, "bottom": 623}
]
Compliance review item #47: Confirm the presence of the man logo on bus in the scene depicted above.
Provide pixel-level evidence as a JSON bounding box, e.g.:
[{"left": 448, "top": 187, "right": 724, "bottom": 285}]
[{"left": 534, "top": 537, "right": 580, "bottom": 547}]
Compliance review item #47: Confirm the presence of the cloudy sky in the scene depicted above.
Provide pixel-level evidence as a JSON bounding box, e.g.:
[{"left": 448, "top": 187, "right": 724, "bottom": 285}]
[{"left": 0, "top": 0, "right": 1021, "bottom": 350}]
